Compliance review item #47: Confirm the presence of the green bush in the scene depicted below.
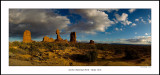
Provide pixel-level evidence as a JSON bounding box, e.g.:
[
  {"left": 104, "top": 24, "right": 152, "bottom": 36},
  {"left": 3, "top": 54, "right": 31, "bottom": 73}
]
[
  {"left": 86, "top": 51, "right": 98, "bottom": 62},
  {"left": 29, "top": 44, "right": 40, "bottom": 56},
  {"left": 11, "top": 41, "right": 22, "bottom": 46},
  {"left": 9, "top": 48, "right": 28, "bottom": 55},
  {"left": 124, "top": 48, "right": 140, "bottom": 60}
]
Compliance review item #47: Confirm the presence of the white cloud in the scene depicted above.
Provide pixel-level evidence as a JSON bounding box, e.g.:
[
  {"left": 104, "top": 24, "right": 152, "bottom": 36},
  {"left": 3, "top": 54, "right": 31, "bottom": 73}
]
[
  {"left": 115, "top": 28, "right": 123, "bottom": 31},
  {"left": 148, "top": 19, "right": 151, "bottom": 23},
  {"left": 115, "top": 13, "right": 128, "bottom": 21},
  {"left": 115, "top": 13, "right": 132, "bottom": 25},
  {"left": 115, "top": 28, "right": 119, "bottom": 31},
  {"left": 105, "top": 32, "right": 111, "bottom": 34},
  {"left": 128, "top": 9, "right": 136, "bottom": 13},
  {"left": 141, "top": 18, "right": 146, "bottom": 23},
  {"left": 98, "top": 9, "right": 119, "bottom": 13},
  {"left": 131, "top": 23, "right": 136, "bottom": 27},
  {"left": 113, "top": 18, "right": 118, "bottom": 24},
  {"left": 135, "top": 19, "right": 139, "bottom": 21},
  {"left": 121, "top": 20, "right": 132, "bottom": 25},
  {"left": 135, "top": 17, "right": 149, "bottom": 23},
  {"left": 9, "top": 9, "right": 70, "bottom": 37},
  {"left": 120, "top": 28, "right": 123, "bottom": 31},
  {"left": 135, "top": 32, "right": 137, "bottom": 34},
  {"left": 67, "top": 9, "right": 114, "bottom": 34},
  {"left": 117, "top": 36, "right": 151, "bottom": 44},
  {"left": 145, "top": 33, "right": 148, "bottom": 35}
]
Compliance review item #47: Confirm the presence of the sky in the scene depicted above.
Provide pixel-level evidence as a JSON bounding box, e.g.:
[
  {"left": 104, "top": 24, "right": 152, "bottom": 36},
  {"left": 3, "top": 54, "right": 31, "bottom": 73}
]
[{"left": 9, "top": 9, "right": 151, "bottom": 44}]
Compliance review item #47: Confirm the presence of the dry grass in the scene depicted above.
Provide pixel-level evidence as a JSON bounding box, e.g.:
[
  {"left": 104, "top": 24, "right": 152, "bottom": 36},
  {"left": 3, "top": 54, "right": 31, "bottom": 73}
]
[{"left": 9, "top": 41, "right": 151, "bottom": 66}]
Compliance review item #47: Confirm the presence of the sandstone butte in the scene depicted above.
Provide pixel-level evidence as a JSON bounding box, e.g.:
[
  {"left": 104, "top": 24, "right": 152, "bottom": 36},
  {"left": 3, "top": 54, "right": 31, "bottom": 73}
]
[
  {"left": 23, "top": 30, "right": 32, "bottom": 43},
  {"left": 55, "top": 29, "right": 63, "bottom": 41},
  {"left": 22, "top": 29, "right": 97, "bottom": 44},
  {"left": 70, "top": 32, "right": 76, "bottom": 43},
  {"left": 89, "top": 40, "right": 95, "bottom": 44},
  {"left": 43, "top": 36, "right": 55, "bottom": 42}
]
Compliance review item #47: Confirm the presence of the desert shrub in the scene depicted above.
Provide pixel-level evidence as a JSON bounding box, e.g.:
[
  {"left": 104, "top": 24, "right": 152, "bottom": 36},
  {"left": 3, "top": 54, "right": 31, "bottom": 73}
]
[
  {"left": 9, "top": 48, "right": 28, "bottom": 55},
  {"left": 74, "top": 43, "right": 97, "bottom": 50},
  {"left": 11, "top": 41, "right": 22, "bottom": 46},
  {"left": 70, "top": 50, "right": 98, "bottom": 62},
  {"left": 96, "top": 44, "right": 108, "bottom": 50},
  {"left": 31, "top": 42, "right": 44, "bottom": 48},
  {"left": 29, "top": 44, "right": 40, "bottom": 56},
  {"left": 86, "top": 51, "right": 98, "bottom": 62},
  {"left": 19, "top": 44, "right": 30, "bottom": 50},
  {"left": 114, "top": 49, "right": 124, "bottom": 55},
  {"left": 123, "top": 48, "right": 140, "bottom": 60}
]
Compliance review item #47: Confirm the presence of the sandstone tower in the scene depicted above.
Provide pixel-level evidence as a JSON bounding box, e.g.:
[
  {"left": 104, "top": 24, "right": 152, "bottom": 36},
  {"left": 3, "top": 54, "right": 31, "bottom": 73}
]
[
  {"left": 70, "top": 32, "right": 76, "bottom": 43},
  {"left": 56, "top": 29, "right": 63, "bottom": 41},
  {"left": 23, "top": 30, "right": 32, "bottom": 43},
  {"left": 89, "top": 40, "right": 94, "bottom": 44}
]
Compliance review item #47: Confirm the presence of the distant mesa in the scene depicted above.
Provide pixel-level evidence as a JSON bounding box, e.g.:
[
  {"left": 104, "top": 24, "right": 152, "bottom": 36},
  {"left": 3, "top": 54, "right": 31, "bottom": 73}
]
[
  {"left": 70, "top": 32, "right": 76, "bottom": 43},
  {"left": 23, "top": 30, "right": 32, "bottom": 43},
  {"left": 43, "top": 36, "right": 55, "bottom": 42},
  {"left": 89, "top": 40, "right": 95, "bottom": 44}
]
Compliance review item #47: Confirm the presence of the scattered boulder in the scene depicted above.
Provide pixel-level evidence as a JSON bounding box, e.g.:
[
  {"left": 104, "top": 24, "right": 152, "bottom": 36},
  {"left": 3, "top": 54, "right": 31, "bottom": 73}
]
[
  {"left": 23, "top": 30, "right": 32, "bottom": 43},
  {"left": 70, "top": 32, "right": 76, "bottom": 43},
  {"left": 89, "top": 40, "right": 95, "bottom": 44}
]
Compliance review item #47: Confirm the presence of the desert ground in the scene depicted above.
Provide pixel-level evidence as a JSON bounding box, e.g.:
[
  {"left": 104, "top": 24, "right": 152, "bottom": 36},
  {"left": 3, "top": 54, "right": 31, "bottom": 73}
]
[{"left": 9, "top": 41, "right": 151, "bottom": 66}]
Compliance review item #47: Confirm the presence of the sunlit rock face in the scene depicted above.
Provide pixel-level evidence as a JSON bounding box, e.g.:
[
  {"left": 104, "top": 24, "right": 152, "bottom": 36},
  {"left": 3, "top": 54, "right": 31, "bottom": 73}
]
[
  {"left": 43, "top": 36, "right": 54, "bottom": 42},
  {"left": 23, "top": 30, "right": 32, "bottom": 43},
  {"left": 70, "top": 32, "right": 76, "bottom": 43},
  {"left": 55, "top": 29, "right": 63, "bottom": 41}
]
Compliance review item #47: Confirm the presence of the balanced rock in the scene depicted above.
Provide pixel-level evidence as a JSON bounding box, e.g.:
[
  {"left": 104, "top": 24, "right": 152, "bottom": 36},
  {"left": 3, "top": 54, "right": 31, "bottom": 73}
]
[
  {"left": 23, "top": 30, "right": 32, "bottom": 43},
  {"left": 55, "top": 29, "right": 63, "bottom": 41},
  {"left": 89, "top": 40, "right": 95, "bottom": 44},
  {"left": 43, "top": 36, "right": 54, "bottom": 42},
  {"left": 70, "top": 32, "right": 76, "bottom": 43}
]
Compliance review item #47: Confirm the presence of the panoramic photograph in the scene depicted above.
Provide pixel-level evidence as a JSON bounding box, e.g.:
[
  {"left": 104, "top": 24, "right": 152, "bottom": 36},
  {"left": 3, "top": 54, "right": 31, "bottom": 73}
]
[{"left": 9, "top": 9, "right": 151, "bottom": 66}]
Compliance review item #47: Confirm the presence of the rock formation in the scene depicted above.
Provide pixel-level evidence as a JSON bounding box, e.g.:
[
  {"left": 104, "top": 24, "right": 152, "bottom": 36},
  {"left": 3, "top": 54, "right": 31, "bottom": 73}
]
[
  {"left": 50, "top": 38, "right": 55, "bottom": 42},
  {"left": 43, "top": 36, "right": 54, "bottom": 42},
  {"left": 70, "top": 32, "right": 76, "bottom": 43},
  {"left": 23, "top": 30, "right": 32, "bottom": 43},
  {"left": 89, "top": 40, "right": 95, "bottom": 44},
  {"left": 55, "top": 29, "right": 63, "bottom": 41}
]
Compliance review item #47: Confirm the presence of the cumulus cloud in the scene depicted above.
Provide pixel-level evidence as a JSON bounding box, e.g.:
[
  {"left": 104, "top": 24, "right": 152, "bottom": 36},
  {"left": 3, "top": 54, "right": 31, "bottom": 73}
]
[
  {"left": 115, "top": 28, "right": 123, "bottom": 31},
  {"left": 118, "top": 36, "right": 151, "bottom": 44},
  {"left": 105, "top": 32, "right": 111, "bottom": 34},
  {"left": 131, "top": 23, "right": 136, "bottom": 27},
  {"left": 141, "top": 18, "right": 146, "bottom": 23},
  {"left": 98, "top": 9, "right": 119, "bottom": 13},
  {"left": 135, "top": 17, "right": 147, "bottom": 24},
  {"left": 115, "top": 13, "right": 132, "bottom": 25},
  {"left": 145, "top": 33, "right": 148, "bottom": 35},
  {"left": 115, "top": 28, "right": 119, "bottom": 31},
  {"left": 148, "top": 19, "right": 151, "bottom": 23},
  {"left": 128, "top": 9, "right": 136, "bottom": 13},
  {"left": 9, "top": 9, "right": 70, "bottom": 38},
  {"left": 66, "top": 9, "right": 114, "bottom": 34},
  {"left": 120, "top": 28, "right": 123, "bottom": 31},
  {"left": 135, "top": 19, "right": 139, "bottom": 21}
]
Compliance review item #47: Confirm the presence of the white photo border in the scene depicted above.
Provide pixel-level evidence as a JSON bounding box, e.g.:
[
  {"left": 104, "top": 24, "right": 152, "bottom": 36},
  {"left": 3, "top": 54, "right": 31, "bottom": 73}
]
[{"left": 1, "top": 1, "right": 159, "bottom": 74}]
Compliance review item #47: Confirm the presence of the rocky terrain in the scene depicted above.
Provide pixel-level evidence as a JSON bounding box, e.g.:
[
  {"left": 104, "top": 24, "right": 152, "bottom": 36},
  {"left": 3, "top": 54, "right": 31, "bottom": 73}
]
[{"left": 9, "top": 29, "right": 151, "bottom": 66}]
